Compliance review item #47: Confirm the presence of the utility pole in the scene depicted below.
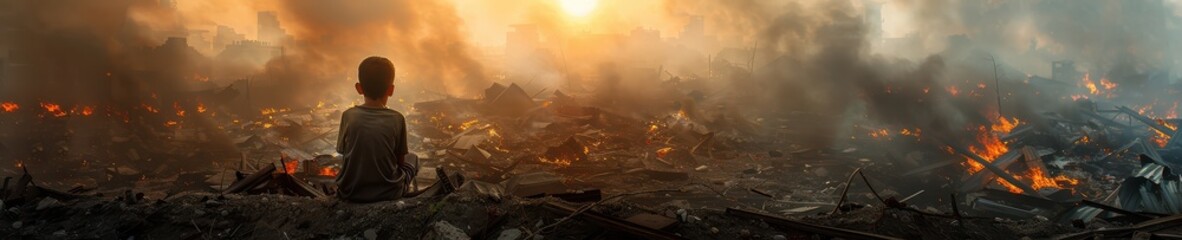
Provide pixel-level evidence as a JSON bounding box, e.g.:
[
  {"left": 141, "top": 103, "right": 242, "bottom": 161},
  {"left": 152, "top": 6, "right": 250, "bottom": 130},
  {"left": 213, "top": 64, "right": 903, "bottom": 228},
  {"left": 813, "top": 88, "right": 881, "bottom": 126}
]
[{"left": 988, "top": 55, "right": 1003, "bottom": 117}]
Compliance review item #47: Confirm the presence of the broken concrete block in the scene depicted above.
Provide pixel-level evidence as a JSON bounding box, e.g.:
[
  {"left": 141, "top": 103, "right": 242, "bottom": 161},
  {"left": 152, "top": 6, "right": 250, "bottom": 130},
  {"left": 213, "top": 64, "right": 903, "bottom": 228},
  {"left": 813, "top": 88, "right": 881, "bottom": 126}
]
[
  {"left": 421, "top": 221, "right": 471, "bottom": 240},
  {"left": 504, "top": 172, "right": 568, "bottom": 197}
]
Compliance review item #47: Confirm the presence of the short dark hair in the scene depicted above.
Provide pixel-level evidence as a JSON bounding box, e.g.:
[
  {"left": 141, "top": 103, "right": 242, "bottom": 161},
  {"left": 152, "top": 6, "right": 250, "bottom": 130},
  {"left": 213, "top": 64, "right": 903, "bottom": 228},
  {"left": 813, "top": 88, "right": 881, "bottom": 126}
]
[{"left": 357, "top": 56, "right": 396, "bottom": 99}]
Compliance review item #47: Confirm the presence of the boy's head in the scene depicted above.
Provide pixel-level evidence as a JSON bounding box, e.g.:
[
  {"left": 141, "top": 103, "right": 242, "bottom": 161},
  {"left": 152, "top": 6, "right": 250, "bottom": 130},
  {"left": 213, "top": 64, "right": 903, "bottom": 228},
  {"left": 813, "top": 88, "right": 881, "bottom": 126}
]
[{"left": 356, "top": 56, "right": 396, "bottom": 100}]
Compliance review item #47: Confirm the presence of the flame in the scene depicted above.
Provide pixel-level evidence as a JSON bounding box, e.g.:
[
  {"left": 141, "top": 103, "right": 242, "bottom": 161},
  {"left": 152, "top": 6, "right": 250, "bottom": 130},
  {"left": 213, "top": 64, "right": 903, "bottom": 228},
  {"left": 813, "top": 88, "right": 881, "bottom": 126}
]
[
  {"left": 1082, "top": 73, "right": 1099, "bottom": 95},
  {"left": 869, "top": 129, "right": 890, "bottom": 138},
  {"left": 261, "top": 108, "right": 288, "bottom": 115},
  {"left": 1076, "top": 135, "right": 1091, "bottom": 144},
  {"left": 1151, "top": 119, "right": 1177, "bottom": 148},
  {"left": 997, "top": 166, "right": 1080, "bottom": 194},
  {"left": 196, "top": 102, "right": 207, "bottom": 113},
  {"left": 899, "top": 128, "right": 921, "bottom": 138},
  {"left": 142, "top": 103, "right": 159, "bottom": 113},
  {"left": 40, "top": 102, "right": 67, "bottom": 117},
  {"left": 284, "top": 160, "right": 299, "bottom": 174},
  {"left": 173, "top": 102, "right": 186, "bottom": 117},
  {"left": 458, "top": 119, "right": 481, "bottom": 130},
  {"left": 963, "top": 116, "right": 1021, "bottom": 174},
  {"left": 965, "top": 115, "right": 1082, "bottom": 194},
  {"left": 947, "top": 86, "right": 960, "bottom": 96},
  {"left": 488, "top": 128, "right": 501, "bottom": 138},
  {"left": 1070, "top": 94, "right": 1089, "bottom": 101},
  {"left": 992, "top": 116, "right": 1021, "bottom": 133},
  {"left": 539, "top": 157, "right": 573, "bottom": 167},
  {"left": 1, "top": 102, "right": 18, "bottom": 112},
  {"left": 656, "top": 147, "right": 674, "bottom": 158},
  {"left": 164, "top": 120, "right": 179, "bottom": 127},
  {"left": 1100, "top": 78, "right": 1117, "bottom": 90},
  {"left": 74, "top": 106, "right": 94, "bottom": 116},
  {"left": 319, "top": 167, "right": 338, "bottom": 177}
]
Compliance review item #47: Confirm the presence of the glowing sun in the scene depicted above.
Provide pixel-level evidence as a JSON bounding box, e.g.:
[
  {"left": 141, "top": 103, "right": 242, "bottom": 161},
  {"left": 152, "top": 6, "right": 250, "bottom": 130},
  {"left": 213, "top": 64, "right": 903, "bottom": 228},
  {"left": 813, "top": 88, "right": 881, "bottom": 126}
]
[{"left": 559, "top": 0, "right": 598, "bottom": 17}]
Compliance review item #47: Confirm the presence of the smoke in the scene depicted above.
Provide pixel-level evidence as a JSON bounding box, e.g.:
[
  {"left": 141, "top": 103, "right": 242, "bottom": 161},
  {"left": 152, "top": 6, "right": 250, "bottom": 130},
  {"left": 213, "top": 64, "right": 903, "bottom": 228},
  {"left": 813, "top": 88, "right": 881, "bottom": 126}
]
[{"left": 268, "top": 0, "right": 489, "bottom": 99}]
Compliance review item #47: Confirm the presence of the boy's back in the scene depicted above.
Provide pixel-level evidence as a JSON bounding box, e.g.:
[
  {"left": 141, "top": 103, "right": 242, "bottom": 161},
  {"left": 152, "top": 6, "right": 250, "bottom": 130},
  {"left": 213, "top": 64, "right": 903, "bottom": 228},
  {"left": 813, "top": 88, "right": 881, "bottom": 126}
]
[{"left": 335, "top": 105, "right": 410, "bottom": 203}]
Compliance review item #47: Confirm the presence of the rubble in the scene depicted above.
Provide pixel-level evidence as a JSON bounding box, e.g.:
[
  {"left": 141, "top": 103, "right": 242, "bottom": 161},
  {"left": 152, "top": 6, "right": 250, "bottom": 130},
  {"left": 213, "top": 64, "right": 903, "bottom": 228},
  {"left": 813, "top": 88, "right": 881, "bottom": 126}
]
[{"left": 6, "top": 71, "right": 1182, "bottom": 239}]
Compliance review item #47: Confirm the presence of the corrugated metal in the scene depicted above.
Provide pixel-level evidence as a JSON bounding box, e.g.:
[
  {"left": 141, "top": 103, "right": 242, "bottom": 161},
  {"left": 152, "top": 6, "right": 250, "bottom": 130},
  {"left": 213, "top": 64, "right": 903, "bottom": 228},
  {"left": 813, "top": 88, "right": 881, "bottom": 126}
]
[{"left": 1117, "top": 161, "right": 1182, "bottom": 214}]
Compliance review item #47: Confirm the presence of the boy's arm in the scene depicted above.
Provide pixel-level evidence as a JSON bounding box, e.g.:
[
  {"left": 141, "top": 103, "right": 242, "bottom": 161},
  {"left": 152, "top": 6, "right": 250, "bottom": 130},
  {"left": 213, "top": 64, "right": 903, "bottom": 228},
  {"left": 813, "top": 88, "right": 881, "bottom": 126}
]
[
  {"left": 336, "top": 112, "right": 349, "bottom": 154},
  {"left": 396, "top": 118, "right": 409, "bottom": 165}
]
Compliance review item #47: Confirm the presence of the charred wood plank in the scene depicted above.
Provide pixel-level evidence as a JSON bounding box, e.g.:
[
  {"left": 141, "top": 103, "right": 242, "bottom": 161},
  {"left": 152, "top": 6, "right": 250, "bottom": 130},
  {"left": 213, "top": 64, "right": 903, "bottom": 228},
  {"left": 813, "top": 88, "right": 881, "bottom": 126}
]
[
  {"left": 725, "top": 207, "right": 902, "bottom": 240},
  {"left": 958, "top": 151, "right": 1021, "bottom": 193},
  {"left": 542, "top": 201, "right": 687, "bottom": 240},
  {"left": 526, "top": 188, "right": 602, "bottom": 202},
  {"left": 222, "top": 163, "right": 277, "bottom": 194},
  {"left": 944, "top": 142, "right": 1044, "bottom": 198},
  {"left": 1117, "top": 106, "right": 1174, "bottom": 135},
  {"left": 274, "top": 173, "right": 327, "bottom": 198}
]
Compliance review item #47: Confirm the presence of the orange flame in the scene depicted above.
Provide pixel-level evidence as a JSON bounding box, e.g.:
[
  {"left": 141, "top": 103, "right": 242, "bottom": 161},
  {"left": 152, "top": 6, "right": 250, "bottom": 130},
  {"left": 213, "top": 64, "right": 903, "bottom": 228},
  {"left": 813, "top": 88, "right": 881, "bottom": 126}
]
[
  {"left": 173, "top": 102, "right": 186, "bottom": 117},
  {"left": 196, "top": 102, "right": 207, "bottom": 113},
  {"left": 76, "top": 106, "right": 94, "bottom": 116},
  {"left": 1100, "top": 78, "right": 1117, "bottom": 90},
  {"left": 963, "top": 117, "right": 1021, "bottom": 174},
  {"left": 319, "top": 167, "right": 338, "bottom": 177},
  {"left": 1151, "top": 119, "right": 1177, "bottom": 148},
  {"left": 656, "top": 147, "right": 674, "bottom": 158},
  {"left": 1082, "top": 73, "right": 1099, "bottom": 95},
  {"left": 1, "top": 102, "right": 18, "bottom": 112},
  {"left": 284, "top": 160, "right": 299, "bottom": 174},
  {"left": 40, "top": 102, "right": 67, "bottom": 117},
  {"left": 142, "top": 103, "right": 159, "bottom": 113}
]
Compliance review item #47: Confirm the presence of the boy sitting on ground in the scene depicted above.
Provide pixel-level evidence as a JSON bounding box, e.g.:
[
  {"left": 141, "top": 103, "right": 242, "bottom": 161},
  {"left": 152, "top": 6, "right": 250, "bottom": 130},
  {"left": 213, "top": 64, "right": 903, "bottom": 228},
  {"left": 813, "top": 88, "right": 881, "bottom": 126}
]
[{"left": 335, "top": 56, "right": 461, "bottom": 203}]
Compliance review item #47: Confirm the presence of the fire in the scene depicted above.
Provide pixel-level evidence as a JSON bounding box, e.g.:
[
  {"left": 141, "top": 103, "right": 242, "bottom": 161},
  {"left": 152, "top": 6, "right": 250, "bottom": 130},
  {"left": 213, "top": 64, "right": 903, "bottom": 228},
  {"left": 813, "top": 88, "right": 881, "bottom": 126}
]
[
  {"left": 319, "top": 167, "right": 338, "bottom": 177},
  {"left": 1100, "top": 78, "right": 1117, "bottom": 90},
  {"left": 965, "top": 126, "right": 1008, "bottom": 173},
  {"left": 992, "top": 116, "right": 1021, "bottom": 133},
  {"left": 869, "top": 129, "right": 890, "bottom": 138},
  {"left": 947, "top": 86, "right": 960, "bottom": 96},
  {"left": 196, "top": 102, "right": 207, "bottom": 113},
  {"left": 260, "top": 108, "right": 289, "bottom": 115},
  {"left": 173, "top": 102, "right": 186, "bottom": 117},
  {"left": 283, "top": 160, "right": 299, "bottom": 174},
  {"left": 656, "top": 147, "right": 674, "bottom": 158},
  {"left": 75, "top": 106, "right": 94, "bottom": 116},
  {"left": 40, "top": 102, "right": 67, "bottom": 117},
  {"left": 963, "top": 117, "right": 1022, "bottom": 174},
  {"left": 1082, "top": 73, "right": 1099, "bottom": 95},
  {"left": 1, "top": 102, "right": 18, "bottom": 112},
  {"left": 539, "top": 157, "right": 573, "bottom": 167},
  {"left": 458, "top": 119, "right": 481, "bottom": 130},
  {"left": 142, "top": 103, "right": 160, "bottom": 113},
  {"left": 1151, "top": 119, "right": 1177, "bottom": 148},
  {"left": 997, "top": 167, "right": 1080, "bottom": 194},
  {"left": 899, "top": 128, "right": 921, "bottom": 138},
  {"left": 164, "top": 120, "right": 178, "bottom": 127}
]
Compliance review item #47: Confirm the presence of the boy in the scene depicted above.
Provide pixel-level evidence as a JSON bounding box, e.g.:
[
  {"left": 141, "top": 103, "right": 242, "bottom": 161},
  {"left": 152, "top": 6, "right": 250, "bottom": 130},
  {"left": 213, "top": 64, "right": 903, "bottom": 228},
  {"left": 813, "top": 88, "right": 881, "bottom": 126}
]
[{"left": 336, "top": 56, "right": 458, "bottom": 203}]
